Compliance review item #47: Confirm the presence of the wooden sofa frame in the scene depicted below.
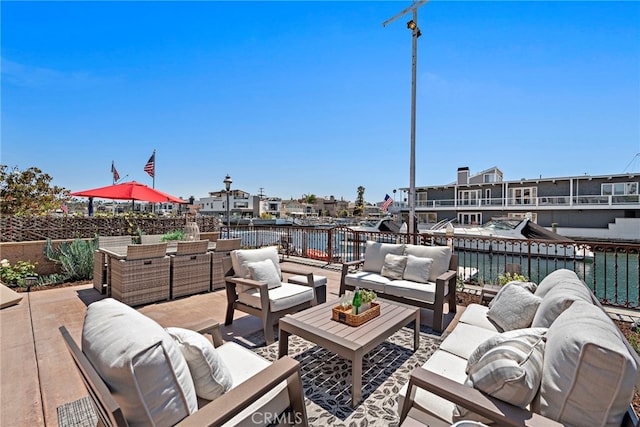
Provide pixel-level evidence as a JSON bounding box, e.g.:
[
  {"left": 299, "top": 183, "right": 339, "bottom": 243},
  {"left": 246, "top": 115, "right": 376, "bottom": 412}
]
[
  {"left": 59, "top": 323, "right": 308, "bottom": 427},
  {"left": 339, "top": 254, "right": 458, "bottom": 332}
]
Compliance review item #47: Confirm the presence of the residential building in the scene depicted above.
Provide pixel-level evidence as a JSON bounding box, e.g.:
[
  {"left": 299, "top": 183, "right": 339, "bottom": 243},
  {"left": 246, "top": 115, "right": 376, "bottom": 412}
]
[{"left": 399, "top": 166, "right": 640, "bottom": 241}]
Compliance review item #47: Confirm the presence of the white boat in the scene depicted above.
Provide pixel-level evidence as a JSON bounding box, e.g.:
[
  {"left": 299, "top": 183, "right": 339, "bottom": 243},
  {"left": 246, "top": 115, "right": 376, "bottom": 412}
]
[
  {"left": 423, "top": 217, "right": 594, "bottom": 262},
  {"left": 349, "top": 217, "right": 407, "bottom": 233}
]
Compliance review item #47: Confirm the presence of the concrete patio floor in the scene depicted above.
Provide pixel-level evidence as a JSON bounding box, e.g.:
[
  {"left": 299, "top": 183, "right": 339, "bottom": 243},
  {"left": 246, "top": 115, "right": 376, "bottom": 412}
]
[{"left": 0, "top": 260, "right": 454, "bottom": 427}]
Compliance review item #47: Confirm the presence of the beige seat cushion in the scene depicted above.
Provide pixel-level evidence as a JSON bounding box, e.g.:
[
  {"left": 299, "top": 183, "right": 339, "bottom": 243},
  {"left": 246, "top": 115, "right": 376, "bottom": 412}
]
[
  {"left": 457, "top": 304, "right": 499, "bottom": 332},
  {"left": 385, "top": 279, "right": 441, "bottom": 305},
  {"left": 237, "top": 282, "right": 313, "bottom": 312},
  {"left": 344, "top": 271, "right": 390, "bottom": 293},
  {"left": 535, "top": 300, "right": 639, "bottom": 427},
  {"left": 439, "top": 323, "right": 500, "bottom": 360},
  {"left": 82, "top": 298, "right": 197, "bottom": 426}
]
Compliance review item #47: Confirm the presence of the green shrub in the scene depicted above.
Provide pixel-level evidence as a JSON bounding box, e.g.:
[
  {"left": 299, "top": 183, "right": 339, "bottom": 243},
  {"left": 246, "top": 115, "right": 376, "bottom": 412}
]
[
  {"left": 0, "top": 259, "right": 38, "bottom": 286},
  {"left": 161, "top": 230, "right": 185, "bottom": 241},
  {"left": 44, "top": 238, "right": 97, "bottom": 282},
  {"left": 497, "top": 272, "right": 528, "bottom": 286}
]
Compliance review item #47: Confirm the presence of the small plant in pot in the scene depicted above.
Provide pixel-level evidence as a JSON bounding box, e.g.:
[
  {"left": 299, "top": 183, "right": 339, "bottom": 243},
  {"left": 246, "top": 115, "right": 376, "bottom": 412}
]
[{"left": 359, "top": 289, "right": 377, "bottom": 312}]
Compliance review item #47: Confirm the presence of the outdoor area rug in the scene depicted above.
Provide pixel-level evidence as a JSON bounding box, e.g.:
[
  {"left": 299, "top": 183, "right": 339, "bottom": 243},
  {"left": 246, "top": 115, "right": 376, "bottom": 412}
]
[
  {"left": 246, "top": 325, "right": 442, "bottom": 426},
  {"left": 58, "top": 325, "right": 442, "bottom": 427}
]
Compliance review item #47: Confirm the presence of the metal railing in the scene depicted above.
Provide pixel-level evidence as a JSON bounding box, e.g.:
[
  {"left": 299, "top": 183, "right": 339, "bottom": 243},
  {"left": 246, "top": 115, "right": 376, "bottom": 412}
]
[
  {"left": 225, "top": 224, "right": 640, "bottom": 310},
  {"left": 416, "top": 194, "right": 640, "bottom": 208}
]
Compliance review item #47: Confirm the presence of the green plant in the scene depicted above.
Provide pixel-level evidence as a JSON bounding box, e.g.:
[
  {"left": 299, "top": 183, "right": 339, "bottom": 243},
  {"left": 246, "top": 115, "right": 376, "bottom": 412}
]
[
  {"left": 497, "top": 271, "right": 529, "bottom": 286},
  {"left": 44, "top": 238, "right": 97, "bottom": 282},
  {"left": 161, "top": 230, "right": 185, "bottom": 241},
  {"left": 0, "top": 259, "right": 38, "bottom": 286},
  {"left": 629, "top": 330, "right": 640, "bottom": 356},
  {"left": 360, "top": 289, "right": 377, "bottom": 304}
]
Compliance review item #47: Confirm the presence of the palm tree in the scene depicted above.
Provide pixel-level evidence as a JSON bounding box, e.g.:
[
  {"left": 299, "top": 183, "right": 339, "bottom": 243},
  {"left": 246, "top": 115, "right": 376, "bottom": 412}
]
[
  {"left": 353, "top": 186, "right": 365, "bottom": 216},
  {"left": 302, "top": 194, "right": 317, "bottom": 204}
]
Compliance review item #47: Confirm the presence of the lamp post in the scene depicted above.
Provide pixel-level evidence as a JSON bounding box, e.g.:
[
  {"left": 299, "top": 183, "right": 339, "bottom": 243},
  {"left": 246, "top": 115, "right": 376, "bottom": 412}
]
[
  {"left": 384, "top": 0, "right": 427, "bottom": 242},
  {"left": 223, "top": 175, "right": 232, "bottom": 238}
]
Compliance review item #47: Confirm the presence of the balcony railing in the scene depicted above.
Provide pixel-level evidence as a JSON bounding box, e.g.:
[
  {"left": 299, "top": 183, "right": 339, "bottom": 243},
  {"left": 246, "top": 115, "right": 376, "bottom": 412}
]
[
  {"left": 415, "top": 194, "right": 640, "bottom": 208},
  {"left": 226, "top": 225, "right": 640, "bottom": 310}
]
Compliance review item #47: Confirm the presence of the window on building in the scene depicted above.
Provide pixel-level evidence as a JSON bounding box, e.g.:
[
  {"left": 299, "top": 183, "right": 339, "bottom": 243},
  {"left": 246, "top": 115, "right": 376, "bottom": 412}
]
[
  {"left": 509, "top": 187, "right": 537, "bottom": 205},
  {"left": 602, "top": 182, "right": 639, "bottom": 196},
  {"left": 458, "top": 212, "right": 482, "bottom": 225},
  {"left": 458, "top": 190, "right": 481, "bottom": 206},
  {"left": 483, "top": 174, "right": 495, "bottom": 183}
]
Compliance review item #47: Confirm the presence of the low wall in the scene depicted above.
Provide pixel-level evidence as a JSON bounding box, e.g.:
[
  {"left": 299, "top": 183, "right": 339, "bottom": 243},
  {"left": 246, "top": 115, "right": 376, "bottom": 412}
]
[{"left": 0, "top": 239, "right": 88, "bottom": 276}]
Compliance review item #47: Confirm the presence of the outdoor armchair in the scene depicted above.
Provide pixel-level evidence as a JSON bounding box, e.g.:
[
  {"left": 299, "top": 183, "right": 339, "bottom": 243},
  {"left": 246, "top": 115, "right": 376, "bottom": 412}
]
[
  {"left": 59, "top": 298, "right": 308, "bottom": 427},
  {"left": 224, "top": 246, "right": 317, "bottom": 345}
]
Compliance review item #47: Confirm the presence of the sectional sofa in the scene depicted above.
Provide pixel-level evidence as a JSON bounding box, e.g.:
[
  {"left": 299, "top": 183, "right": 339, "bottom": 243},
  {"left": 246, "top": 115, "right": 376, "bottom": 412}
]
[{"left": 398, "top": 269, "right": 640, "bottom": 427}]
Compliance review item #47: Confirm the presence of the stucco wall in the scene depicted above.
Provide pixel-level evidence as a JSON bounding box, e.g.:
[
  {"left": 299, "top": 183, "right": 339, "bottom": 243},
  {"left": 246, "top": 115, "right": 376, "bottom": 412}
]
[{"left": 0, "top": 239, "right": 89, "bottom": 275}]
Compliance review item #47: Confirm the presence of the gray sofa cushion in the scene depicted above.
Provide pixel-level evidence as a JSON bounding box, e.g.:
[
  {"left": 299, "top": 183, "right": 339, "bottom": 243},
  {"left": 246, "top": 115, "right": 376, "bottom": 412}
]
[
  {"left": 344, "top": 271, "right": 389, "bottom": 293},
  {"left": 404, "top": 245, "right": 452, "bottom": 282},
  {"left": 535, "top": 300, "right": 639, "bottom": 427},
  {"left": 531, "top": 277, "right": 593, "bottom": 328},
  {"left": 362, "top": 241, "right": 405, "bottom": 273},
  {"left": 534, "top": 268, "right": 580, "bottom": 298},
  {"left": 384, "top": 279, "right": 440, "bottom": 305}
]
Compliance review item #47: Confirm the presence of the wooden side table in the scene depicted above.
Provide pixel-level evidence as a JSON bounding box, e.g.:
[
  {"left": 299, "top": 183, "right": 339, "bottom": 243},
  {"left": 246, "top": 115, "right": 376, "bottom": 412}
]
[{"left": 480, "top": 285, "right": 501, "bottom": 306}]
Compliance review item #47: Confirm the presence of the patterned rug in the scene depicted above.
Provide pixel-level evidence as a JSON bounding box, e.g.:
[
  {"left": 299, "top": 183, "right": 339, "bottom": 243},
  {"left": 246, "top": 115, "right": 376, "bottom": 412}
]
[
  {"left": 248, "top": 325, "right": 442, "bottom": 426},
  {"left": 58, "top": 325, "right": 442, "bottom": 427}
]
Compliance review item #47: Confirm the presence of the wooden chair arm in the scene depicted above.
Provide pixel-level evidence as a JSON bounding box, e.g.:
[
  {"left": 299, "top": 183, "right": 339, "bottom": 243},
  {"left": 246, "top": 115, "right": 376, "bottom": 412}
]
[
  {"left": 436, "top": 269, "right": 456, "bottom": 283},
  {"left": 177, "top": 356, "right": 307, "bottom": 427},
  {"left": 280, "top": 265, "right": 312, "bottom": 276},
  {"left": 400, "top": 367, "right": 562, "bottom": 427},
  {"left": 343, "top": 259, "right": 365, "bottom": 269},
  {"left": 225, "top": 276, "right": 269, "bottom": 290}
]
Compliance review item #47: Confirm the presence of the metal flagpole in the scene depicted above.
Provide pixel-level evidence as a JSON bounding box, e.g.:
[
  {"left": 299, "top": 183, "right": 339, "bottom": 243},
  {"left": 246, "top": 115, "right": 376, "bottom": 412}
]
[{"left": 383, "top": 0, "right": 428, "bottom": 242}]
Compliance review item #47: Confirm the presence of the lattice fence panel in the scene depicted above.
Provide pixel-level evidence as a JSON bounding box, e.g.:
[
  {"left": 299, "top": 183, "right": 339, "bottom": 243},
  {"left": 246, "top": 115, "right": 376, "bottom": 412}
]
[{"left": 0, "top": 216, "right": 220, "bottom": 242}]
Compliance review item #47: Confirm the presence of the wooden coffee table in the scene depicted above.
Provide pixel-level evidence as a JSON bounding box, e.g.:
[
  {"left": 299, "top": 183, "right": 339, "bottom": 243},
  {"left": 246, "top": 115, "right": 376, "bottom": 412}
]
[{"left": 278, "top": 299, "right": 420, "bottom": 407}]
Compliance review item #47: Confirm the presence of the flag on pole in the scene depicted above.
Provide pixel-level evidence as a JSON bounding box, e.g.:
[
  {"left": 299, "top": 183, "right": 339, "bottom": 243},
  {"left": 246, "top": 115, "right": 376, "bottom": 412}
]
[
  {"left": 111, "top": 162, "right": 120, "bottom": 182},
  {"left": 60, "top": 203, "right": 68, "bottom": 214},
  {"left": 144, "top": 152, "right": 155, "bottom": 178},
  {"left": 381, "top": 194, "right": 394, "bottom": 211}
]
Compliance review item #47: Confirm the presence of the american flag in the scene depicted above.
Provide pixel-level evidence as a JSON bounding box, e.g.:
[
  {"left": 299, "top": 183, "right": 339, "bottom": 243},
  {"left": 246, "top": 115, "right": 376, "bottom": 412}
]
[
  {"left": 381, "top": 194, "right": 393, "bottom": 211},
  {"left": 144, "top": 152, "right": 155, "bottom": 178},
  {"left": 111, "top": 162, "right": 120, "bottom": 182}
]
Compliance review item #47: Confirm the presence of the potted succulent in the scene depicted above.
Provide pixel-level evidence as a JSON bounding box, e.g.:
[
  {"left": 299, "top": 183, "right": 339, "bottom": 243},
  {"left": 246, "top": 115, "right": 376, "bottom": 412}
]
[{"left": 359, "top": 289, "right": 377, "bottom": 313}]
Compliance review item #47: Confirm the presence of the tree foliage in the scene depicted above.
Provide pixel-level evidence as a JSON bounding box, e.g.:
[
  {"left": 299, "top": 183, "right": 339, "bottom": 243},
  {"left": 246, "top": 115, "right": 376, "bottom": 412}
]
[
  {"left": 353, "top": 186, "right": 365, "bottom": 216},
  {"left": 302, "top": 193, "right": 317, "bottom": 204},
  {"left": 0, "top": 165, "right": 69, "bottom": 215}
]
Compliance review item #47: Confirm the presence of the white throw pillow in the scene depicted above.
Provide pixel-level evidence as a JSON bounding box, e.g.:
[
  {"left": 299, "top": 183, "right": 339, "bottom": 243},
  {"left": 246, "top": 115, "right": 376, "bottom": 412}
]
[
  {"left": 403, "top": 254, "right": 433, "bottom": 283},
  {"left": 454, "top": 328, "right": 547, "bottom": 422},
  {"left": 487, "top": 283, "right": 542, "bottom": 331},
  {"left": 231, "top": 246, "right": 281, "bottom": 280},
  {"left": 380, "top": 253, "right": 408, "bottom": 280},
  {"left": 166, "top": 327, "right": 233, "bottom": 401},
  {"left": 362, "top": 241, "right": 405, "bottom": 273},
  {"left": 82, "top": 298, "right": 197, "bottom": 426},
  {"left": 247, "top": 259, "right": 282, "bottom": 290},
  {"left": 403, "top": 245, "right": 452, "bottom": 282}
]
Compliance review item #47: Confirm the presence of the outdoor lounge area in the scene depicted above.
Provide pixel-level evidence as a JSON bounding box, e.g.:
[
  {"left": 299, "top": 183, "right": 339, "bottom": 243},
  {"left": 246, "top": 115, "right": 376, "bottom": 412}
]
[{"left": 2, "top": 255, "right": 639, "bottom": 426}]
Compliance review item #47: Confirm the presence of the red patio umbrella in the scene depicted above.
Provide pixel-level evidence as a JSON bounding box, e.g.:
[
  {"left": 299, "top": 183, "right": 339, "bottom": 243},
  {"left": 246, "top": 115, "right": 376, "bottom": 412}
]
[{"left": 70, "top": 181, "right": 186, "bottom": 203}]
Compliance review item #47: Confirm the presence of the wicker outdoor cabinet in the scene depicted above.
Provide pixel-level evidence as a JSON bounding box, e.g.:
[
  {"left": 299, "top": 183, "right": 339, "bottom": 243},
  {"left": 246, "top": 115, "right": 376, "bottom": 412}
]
[
  {"left": 170, "top": 240, "right": 211, "bottom": 299},
  {"left": 110, "top": 243, "right": 170, "bottom": 306}
]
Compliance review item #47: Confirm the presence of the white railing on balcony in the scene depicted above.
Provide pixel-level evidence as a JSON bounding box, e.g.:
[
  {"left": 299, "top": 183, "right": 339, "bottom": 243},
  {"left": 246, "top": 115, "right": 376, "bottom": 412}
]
[{"left": 416, "top": 194, "right": 640, "bottom": 209}]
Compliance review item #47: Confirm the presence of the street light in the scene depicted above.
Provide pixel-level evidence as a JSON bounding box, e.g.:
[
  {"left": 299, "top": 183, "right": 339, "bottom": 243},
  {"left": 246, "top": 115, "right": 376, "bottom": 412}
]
[
  {"left": 383, "top": 0, "right": 428, "bottom": 242},
  {"left": 223, "top": 174, "right": 232, "bottom": 238}
]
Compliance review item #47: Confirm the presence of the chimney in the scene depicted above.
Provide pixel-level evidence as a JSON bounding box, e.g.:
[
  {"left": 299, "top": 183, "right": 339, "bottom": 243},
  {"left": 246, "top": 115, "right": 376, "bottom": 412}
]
[{"left": 457, "top": 167, "right": 469, "bottom": 185}]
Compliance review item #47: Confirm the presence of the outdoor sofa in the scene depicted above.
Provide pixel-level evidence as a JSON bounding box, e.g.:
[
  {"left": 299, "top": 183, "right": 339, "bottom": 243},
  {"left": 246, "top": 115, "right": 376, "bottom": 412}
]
[
  {"left": 398, "top": 268, "right": 640, "bottom": 427},
  {"left": 339, "top": 241, "right": 457, "bottom": 332}
]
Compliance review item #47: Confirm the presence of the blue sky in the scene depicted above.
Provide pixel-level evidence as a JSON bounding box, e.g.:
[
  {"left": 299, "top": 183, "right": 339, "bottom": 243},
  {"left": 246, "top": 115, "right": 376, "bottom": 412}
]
[{"left": 2, "top": 1, "right": 639, "bottom": 204}]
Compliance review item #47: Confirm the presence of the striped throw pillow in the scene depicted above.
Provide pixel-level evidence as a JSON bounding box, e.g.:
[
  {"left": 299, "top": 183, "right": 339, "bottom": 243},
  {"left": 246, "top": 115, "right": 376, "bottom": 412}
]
[{"left": 453, "top": 328, "right": 547, "bottom": 421}]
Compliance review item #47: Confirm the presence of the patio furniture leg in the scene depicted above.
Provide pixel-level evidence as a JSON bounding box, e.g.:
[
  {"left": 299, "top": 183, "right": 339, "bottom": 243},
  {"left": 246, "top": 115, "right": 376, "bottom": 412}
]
[
  {"left": 413, "top": 310, "right": 420, "bottom": 350},
  {"left": 352, "top": 352, "right": 363, "bottom": 407},
  {"left": 278, "top": 329, "right": 290, "bottom": 358}
]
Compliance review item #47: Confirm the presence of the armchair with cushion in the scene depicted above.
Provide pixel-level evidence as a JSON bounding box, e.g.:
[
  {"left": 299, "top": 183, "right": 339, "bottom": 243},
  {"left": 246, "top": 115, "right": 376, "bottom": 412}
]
[
  {"left": 60, "top": 298, "right": 308, "bottom": 427},
  {"left": 225, "top": 246, "right": 317, "bottom": 345}
]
